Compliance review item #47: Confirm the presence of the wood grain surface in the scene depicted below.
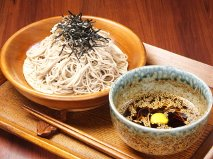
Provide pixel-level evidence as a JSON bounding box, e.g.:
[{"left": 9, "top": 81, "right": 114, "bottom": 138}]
[{"left": 0, "top": 0, "right": 212, "bottom": 159}]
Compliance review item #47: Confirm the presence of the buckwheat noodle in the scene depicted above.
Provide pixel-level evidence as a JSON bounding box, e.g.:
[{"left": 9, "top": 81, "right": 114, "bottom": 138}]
[{"left": 23, "top": 28, "right": 128, "bottom": 95}]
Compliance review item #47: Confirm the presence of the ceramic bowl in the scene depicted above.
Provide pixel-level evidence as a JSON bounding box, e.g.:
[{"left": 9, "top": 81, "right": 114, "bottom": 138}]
[
  {"left": 109, "top": 65, "right": 212, "bottom": 155},
  {"left": 0, "top": 16, "right": 146, "bottom": 111}
]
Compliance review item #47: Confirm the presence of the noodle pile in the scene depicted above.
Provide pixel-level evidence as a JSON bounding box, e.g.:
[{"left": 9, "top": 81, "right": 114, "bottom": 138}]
[{"left": 23, "top": 14, "right": 128, "bottom": 95}]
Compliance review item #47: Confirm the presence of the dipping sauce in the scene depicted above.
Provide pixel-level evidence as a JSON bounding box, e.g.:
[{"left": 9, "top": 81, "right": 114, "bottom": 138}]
[{"left": 122, "top": 93, "right": 201, "bottom": 129}]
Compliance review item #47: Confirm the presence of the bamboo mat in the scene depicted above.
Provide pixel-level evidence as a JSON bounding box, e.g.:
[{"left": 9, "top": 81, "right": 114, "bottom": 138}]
[{"left": 0, "top": 82, "right": 212, "bottom": 159}]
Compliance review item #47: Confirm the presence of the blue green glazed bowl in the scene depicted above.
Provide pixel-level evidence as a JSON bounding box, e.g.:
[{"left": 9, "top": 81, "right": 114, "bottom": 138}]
[{"left": 109, "top": 65, "right": 212, "bottom": 155}]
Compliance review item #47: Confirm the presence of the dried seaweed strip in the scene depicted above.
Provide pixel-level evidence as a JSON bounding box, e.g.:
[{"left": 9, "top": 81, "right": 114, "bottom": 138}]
[{"left": 54, "top": 11, "right": 109, "bottom": 60}]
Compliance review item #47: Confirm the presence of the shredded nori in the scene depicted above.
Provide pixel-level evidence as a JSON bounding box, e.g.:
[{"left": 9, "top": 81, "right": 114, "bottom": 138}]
[{"left": 55, "top": 11, "right": 109, "bottom": 60}]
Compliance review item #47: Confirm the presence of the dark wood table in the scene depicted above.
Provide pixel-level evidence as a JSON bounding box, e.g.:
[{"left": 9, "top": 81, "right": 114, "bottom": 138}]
[{"left": 0, "top": 0, "right": 212, "bottom": 158}]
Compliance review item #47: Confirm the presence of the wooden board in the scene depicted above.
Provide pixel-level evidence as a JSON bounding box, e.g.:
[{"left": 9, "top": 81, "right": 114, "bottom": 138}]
[{"left": 0, "top": 44, "right": 212, "bottom": 159}]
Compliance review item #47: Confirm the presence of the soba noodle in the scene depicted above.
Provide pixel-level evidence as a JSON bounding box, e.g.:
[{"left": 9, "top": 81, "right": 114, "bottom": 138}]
[{"left": 23, "top": 21, "right": 128, "bottom": 95}]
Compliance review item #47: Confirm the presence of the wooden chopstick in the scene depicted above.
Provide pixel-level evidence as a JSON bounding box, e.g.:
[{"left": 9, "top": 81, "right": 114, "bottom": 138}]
[{"left": 22, "top": 105, "right": 133, "bottom": 159}]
